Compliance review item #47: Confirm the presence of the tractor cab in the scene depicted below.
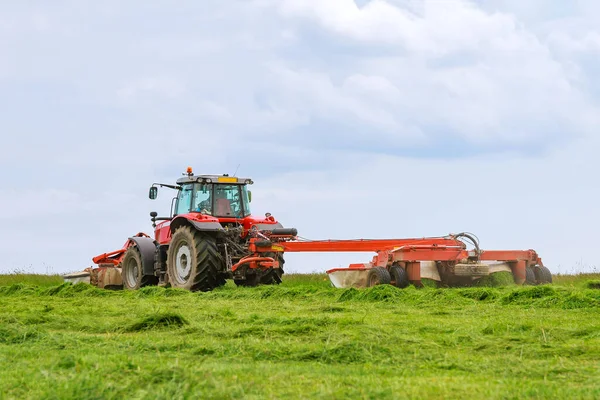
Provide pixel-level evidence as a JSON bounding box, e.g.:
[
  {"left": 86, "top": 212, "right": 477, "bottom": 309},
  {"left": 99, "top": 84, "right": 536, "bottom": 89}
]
[
  {"left": 150, "top": 168, "right": 253, "bottom": 220},
  {"left": 176, "top": 180, "right": 251, "bottom": 218}
]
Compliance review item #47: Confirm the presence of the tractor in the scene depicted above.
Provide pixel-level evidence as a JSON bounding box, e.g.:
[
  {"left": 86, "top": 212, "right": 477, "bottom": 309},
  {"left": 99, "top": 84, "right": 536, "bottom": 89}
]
[{"left": 90, "top": 167, "right": 298, "bottom": 291}]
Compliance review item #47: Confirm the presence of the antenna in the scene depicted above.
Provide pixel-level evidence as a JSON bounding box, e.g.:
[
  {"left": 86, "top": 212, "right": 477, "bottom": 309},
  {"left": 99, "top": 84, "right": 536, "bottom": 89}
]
[{"left": 233, "top": 164, "right": 241, "bottom": 176}]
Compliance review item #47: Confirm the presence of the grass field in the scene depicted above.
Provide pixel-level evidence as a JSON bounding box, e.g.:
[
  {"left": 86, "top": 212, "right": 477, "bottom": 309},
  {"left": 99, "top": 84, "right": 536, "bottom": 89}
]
[{"left": 1, "top": 272, "right": 600, "bottom": 399}]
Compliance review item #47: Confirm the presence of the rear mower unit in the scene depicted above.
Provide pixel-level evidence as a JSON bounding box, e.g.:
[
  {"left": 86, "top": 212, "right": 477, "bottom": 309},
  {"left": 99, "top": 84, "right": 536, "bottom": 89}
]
[
  {"left": 71, "top": 167, "right": 552, "bottom": 291},
  {"left": 280, "top": 233, "right": 552, "bottom": 288}
]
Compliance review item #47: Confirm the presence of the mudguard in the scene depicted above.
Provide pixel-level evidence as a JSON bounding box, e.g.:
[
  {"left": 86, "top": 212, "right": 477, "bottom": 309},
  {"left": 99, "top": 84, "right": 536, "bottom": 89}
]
[
  {"left": 129, "top": 236, "right": 158, "bottom": 276},
  {"left": 169, "top": 216, "right": 224, "bottom": 236},
  {"left": 189, "top": 220, "right": 224, "bottom": 232}
]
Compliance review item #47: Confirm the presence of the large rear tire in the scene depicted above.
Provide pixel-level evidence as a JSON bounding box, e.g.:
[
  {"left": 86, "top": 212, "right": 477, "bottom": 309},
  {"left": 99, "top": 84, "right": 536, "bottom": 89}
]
[
  {"left": 122, "top": 246, "right": 157, "bottom": 290},
  {"left": 166, "top": 226, "right": 224, "bottom": 292}
]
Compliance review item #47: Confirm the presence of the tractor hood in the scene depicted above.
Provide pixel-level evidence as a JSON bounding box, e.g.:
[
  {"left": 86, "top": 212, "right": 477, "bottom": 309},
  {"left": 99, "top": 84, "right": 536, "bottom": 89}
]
[{"left": 243, "top": 214, "right": 284, "bottom": 232}]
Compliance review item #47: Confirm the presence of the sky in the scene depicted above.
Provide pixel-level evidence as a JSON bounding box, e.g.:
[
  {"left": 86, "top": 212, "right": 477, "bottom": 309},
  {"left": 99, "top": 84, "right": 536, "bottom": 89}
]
[{"left": 1, "top": 0, "right": 599, "bottom": 276}]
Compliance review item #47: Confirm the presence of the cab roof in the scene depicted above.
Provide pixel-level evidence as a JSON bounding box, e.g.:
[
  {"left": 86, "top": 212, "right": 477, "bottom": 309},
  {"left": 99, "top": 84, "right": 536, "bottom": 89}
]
[{"left": 176, "top": 174, "right": 253, "bottom": 185}]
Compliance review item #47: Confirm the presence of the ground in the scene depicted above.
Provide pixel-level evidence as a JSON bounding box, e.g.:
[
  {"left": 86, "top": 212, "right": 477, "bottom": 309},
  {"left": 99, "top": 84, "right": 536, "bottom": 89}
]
[{"left": 1, "top": 273, "right": 599, "bottom": 399}]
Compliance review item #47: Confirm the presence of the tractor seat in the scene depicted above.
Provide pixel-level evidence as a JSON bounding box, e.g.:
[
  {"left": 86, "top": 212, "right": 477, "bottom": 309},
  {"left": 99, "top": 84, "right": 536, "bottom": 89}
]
[{"left": 215, "top": 198, "right": 233, "bottom": 216}]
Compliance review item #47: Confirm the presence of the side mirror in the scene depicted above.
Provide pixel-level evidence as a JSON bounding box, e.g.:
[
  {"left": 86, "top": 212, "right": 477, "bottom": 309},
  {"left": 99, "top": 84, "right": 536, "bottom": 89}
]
[
  {"left": 248, "top": 190, "right": 252, "bottom": 202},
  {"left": 149, "top": 186, "right": 158, "bottom": 199}
]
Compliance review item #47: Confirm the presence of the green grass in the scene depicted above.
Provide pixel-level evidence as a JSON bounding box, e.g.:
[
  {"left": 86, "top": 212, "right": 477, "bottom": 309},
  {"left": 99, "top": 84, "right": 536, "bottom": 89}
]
[
  {"left": 0, "top": 272, "right": 64, "bottom": 287},
  {"left": 1, "top": 272, "right": 600, "bottom": 399},
  {"left": 552, "top": 272, "right": 600, "bottom": 288}
]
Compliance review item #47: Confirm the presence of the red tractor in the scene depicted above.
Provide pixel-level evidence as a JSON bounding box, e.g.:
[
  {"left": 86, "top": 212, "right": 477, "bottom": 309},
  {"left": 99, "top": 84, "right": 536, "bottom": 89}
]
[{"left": 91, "top": 167, "right": 297, "bottom": 291}]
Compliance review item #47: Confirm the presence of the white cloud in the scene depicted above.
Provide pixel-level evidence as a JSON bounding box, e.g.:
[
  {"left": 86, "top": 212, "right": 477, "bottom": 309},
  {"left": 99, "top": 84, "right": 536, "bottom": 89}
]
[
  {"left": 279, "top": 0, "right": 523, "bottom": 54},
  {"left": 276, "top": 0, "right": 593, "bottom": 147},
  {"left": 264, "top": 65, "right": 428, "bottom": 144}
]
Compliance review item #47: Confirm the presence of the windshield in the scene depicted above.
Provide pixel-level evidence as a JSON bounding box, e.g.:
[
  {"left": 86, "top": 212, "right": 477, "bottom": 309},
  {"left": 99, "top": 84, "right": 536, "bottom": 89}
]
[
  {"left": 176, "top": 183, "right": 251, "bottom": 217},
  {"left": 175, "top": 184, "right": 193, "bottom": 215}
]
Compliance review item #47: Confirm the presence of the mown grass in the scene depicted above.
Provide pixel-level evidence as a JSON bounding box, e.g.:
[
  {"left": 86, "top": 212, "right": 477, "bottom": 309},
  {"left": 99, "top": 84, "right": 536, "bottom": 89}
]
[{"left": 0, "top": 272, "right": 599, "bottom": 399}]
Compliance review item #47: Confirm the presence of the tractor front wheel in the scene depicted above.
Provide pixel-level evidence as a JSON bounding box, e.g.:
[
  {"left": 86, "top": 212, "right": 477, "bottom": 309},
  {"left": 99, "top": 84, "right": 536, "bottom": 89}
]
[{"left": 166, "top": 226, "right": 224, "bottom": 292}]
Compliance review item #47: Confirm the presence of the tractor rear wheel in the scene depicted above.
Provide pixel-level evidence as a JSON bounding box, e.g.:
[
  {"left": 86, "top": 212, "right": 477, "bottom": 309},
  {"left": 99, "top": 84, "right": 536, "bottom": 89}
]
[
  {"left": 367, "top": 267, "right": 391, "bottom": 287},
  {"left": 121, "top": 246, "right": 157, "bottom": 290},
  {"left": 166, "top": 226, "right": 224, "bottom": 292},
  {"left": 534, "top": 266, "right": 553, "bottom": 284},
  {"left": 390, "top": 265, "right": 409, "bottom": 288}
]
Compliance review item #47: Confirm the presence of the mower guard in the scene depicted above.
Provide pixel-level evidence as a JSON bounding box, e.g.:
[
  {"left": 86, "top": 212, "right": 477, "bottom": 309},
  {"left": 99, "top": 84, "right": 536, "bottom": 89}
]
[{"left": 326, "top": 261, "right": 514, "bottom": 288}]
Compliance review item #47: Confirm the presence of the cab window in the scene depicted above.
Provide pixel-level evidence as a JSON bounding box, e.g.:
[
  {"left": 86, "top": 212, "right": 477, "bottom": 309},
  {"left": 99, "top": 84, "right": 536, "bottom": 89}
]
[
  {"left": 175, "top": 184, "right": 193, "bottom": 215},
  {"left": 213, "top": 185, "right": 242, "bottom": 217}
]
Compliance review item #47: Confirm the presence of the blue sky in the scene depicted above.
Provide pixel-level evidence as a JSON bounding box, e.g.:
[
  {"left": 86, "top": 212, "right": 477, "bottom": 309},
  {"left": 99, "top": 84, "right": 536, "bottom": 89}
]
[{"left": 1, "top": 0, "right": 599, "bottom": 275}]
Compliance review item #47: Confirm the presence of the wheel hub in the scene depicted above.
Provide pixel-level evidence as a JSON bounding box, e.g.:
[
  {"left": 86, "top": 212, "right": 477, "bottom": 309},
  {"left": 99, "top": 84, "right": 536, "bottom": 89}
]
[
  {"left": 126, "top": 258, "right": 138, "bottom": 286},
  {"left": 175, "top": 244, "right": 192, "bottom": 284}
]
